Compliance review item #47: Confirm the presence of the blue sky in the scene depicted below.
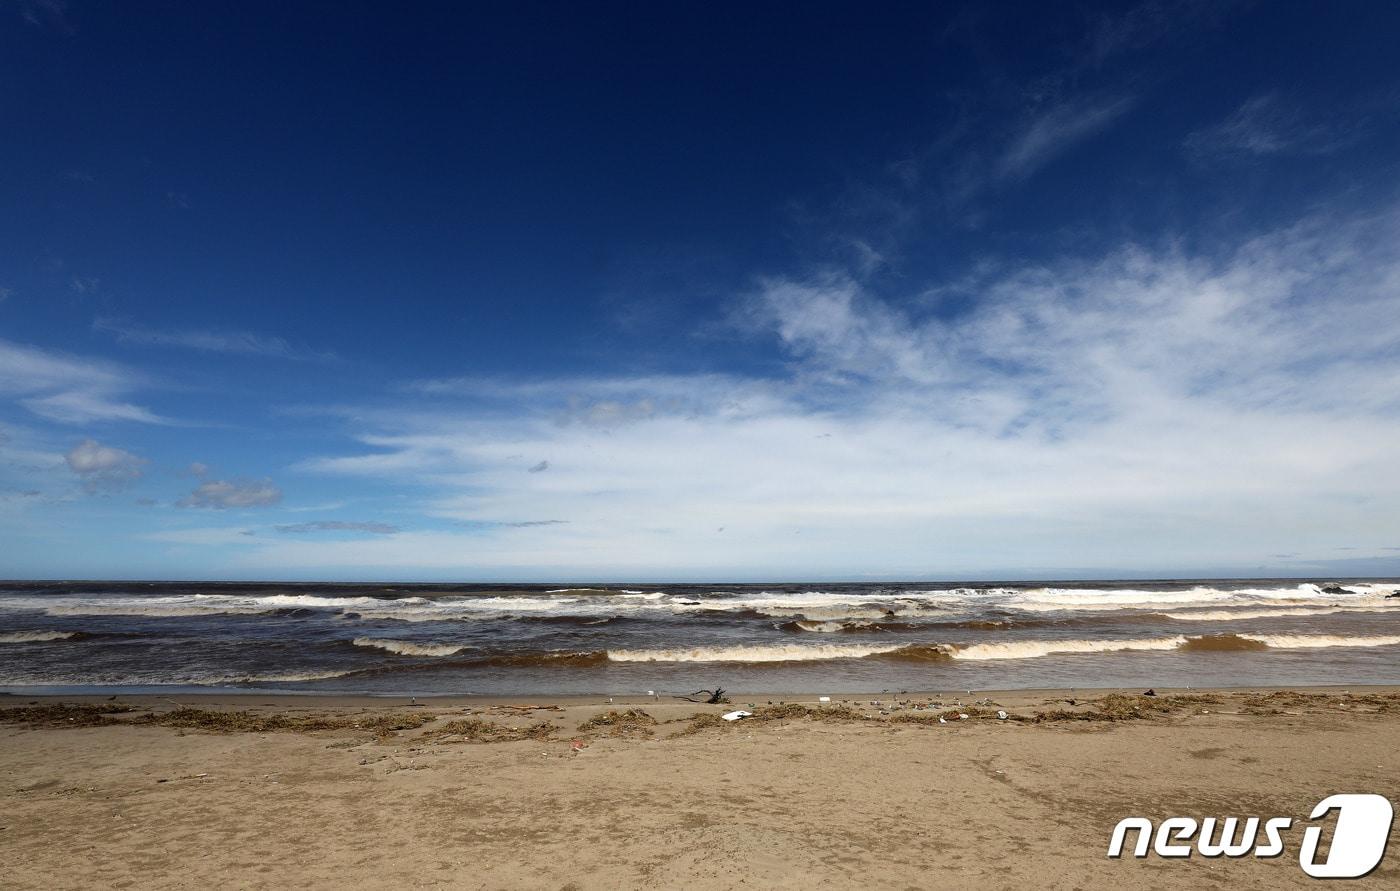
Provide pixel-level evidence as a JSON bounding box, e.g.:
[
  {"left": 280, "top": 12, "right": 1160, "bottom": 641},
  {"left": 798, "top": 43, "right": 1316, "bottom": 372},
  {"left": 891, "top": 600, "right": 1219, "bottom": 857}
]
[{"left": 3, "top": 1, "right": 1400, "bottom": 581}]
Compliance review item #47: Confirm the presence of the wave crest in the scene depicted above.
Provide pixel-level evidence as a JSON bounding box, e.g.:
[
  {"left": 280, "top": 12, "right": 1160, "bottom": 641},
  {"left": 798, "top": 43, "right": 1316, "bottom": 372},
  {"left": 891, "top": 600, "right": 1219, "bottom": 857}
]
[
  {"left": 351, "top": 637, "right": 467, "bottom": 657},
  {"left": 1237, "top": 634, "right": 1400, "bottom": 650},
  {"left": 607, "top": 643, "right": 903, "bottom": 663},
  {"left": 0, "top": 630, "right": 77, "bottom": 643},
  {"left": 947, "top": 637, "right": 1188, "bottom": 661}
]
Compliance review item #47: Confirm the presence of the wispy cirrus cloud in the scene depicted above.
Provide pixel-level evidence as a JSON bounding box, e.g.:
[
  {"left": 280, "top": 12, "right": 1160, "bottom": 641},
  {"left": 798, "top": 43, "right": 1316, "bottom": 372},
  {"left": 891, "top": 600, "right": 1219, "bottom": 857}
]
[
  {"left": 0, "top": 338, "right": 169, "bottom": 425},
  {"left": 93, "top": 318, "right": 335, "bottom": 362},
  {"left": 998, "top": 95, "right": 1136, "bottom": 180},
  {"left": 1084, "top": 0, "right": 1237, "bottom": 65},
  {"left": 12, "top": 0, "right": 72, "bottom": 32},
  {"left": 457, "top": 519, "right": 568, "bottom": 529},
  {"left": 1185, "top": 94, "right": 1346, "bottom": 158},
  {"left": 275, "top": 520, "right": 399, "bottom": 535}
]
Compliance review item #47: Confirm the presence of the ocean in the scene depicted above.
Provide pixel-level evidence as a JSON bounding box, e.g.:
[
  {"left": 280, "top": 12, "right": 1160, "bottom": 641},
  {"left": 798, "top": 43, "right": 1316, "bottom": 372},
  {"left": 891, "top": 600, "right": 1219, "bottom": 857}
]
[{"left": 2, "top": 579, "right": 1399, "bottom": 696}]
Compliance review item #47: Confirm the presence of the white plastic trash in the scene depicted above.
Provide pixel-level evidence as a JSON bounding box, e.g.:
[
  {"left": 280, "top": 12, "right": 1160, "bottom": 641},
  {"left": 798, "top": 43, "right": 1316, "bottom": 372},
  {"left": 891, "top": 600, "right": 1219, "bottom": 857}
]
[
  {"left": 958, "top": 713, "right": 969, "bottom": 720},
  {"left": 721, "top": 710, "right": 753, "bottom": 722},
  {"left": 997, "top": 710, "right": 1009, "bottom": 720},
  {"left": 818, "top": 696, "right": 831, "bottom": 702}
]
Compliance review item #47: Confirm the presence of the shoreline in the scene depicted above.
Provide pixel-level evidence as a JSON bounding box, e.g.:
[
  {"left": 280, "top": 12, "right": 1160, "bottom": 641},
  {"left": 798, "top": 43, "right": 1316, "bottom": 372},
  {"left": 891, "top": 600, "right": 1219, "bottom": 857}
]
[{"left": 5, "top": 681, "right": 1400, "bottom": 709}]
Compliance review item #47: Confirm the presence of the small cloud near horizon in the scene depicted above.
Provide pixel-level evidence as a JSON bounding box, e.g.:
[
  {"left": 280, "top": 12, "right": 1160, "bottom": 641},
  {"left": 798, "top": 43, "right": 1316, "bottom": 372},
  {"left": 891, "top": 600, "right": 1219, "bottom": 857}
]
[
  {"left": 178, "top": 478, "right": 283, "bottom": 509},
  {"left": 276, "top": 520, "right": 400, "bottom": 535},
  {"left": 65, "top": 439, "right": 146, "bottom": 493}
]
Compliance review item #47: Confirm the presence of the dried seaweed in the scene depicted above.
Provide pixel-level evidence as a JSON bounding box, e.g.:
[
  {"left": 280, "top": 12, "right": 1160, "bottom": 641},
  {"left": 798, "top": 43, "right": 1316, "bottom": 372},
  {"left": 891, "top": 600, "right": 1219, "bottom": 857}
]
[
  {"left": 0, "top": 702, "right": 138, "bottom": 727},
  {"left": 129, "top": 708, "right": 438, "bottom": 735},
  {"left": 424, "top": 717, "right": 557, "bottom": 743},
  {"left": 576, "top": 709, "right": 658, "bottom": 736}
]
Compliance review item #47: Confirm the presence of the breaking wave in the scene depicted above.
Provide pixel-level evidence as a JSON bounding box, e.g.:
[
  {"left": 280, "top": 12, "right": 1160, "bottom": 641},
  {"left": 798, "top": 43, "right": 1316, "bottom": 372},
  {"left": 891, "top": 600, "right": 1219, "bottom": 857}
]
[
  {"left": 1166, "top": 607, "right": 1351, "bottom": 621},
  {"left": 1177, "top": 633, "right": 1271, "bottom": 652},
  {"left": 1236, "top": 633, "right": 1400, "bottom": 650},
  {"left": 777, "top": 620, "right": 877, "bottom": 634},
  {"left": 607, "top": 643, "right": 905, "bottom": 663},
  {"left": 587, "top": 630, "right": 1400, "bottom": 664},
  {"left": 945, "top": 637, "right": 1188, "bottom": 661},
  {"left": 351, "top": 638, "right": 468, "bottom": 657},
  {"left": 0, "top": 630, "right": 77, "bottom": 643}
]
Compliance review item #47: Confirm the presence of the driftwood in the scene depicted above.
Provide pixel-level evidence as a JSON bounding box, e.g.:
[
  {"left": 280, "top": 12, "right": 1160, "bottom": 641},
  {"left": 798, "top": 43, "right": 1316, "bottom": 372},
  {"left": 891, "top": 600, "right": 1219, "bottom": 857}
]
[{"left": 675, "top": 688, "right": 728, "bottom": 704}]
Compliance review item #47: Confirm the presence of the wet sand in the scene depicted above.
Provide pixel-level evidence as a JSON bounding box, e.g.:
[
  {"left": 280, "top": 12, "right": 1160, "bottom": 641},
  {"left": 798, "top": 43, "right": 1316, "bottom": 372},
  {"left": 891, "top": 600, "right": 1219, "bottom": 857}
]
[{"left": 4, "top": 686, "right": 1398, "bottom": 888}]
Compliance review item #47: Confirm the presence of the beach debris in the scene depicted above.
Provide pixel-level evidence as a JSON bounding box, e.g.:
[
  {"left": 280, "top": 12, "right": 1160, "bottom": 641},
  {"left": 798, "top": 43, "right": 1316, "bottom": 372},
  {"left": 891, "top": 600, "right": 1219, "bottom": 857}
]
[
  {"left": 997, "top": 710, "right": 1009, "bottom": 720},
  {"left": 0, "top": 702, "right": 139, "bottom": 727},
  {"left": 423, "top": 718, "right": 555, "bottom": 743},
  {"left": 577, "top": 709, "right": 657, "bottom": 736},
  {"left": 938, "top": 716, "right": 947, "bottom": 724},
  {"left": 958, "top": 713, "right": 969, "bottom": 720},
  {"left": 1143, "top": 689, "right": 1157, "bottom": 696},
  {"left": 675, "top": 687, "right": 728, "bottom": 704},
  {"left": 570, "top": 739, "right": 588, "bottom": 752},
  {"left": 819, "top": 696, "right": 831, "bottom": 703},
  {"left": 132, "top": 708, "right": 437, "bottom": 736},
  {"left": 489, "top": 704, "right": 563, "bottom": 713},
  {"left": 721, "top": 710, "right": 753, "bottom": 722},
  {"left": 666, "top": 712, "right": 729, "bottom": 737}
]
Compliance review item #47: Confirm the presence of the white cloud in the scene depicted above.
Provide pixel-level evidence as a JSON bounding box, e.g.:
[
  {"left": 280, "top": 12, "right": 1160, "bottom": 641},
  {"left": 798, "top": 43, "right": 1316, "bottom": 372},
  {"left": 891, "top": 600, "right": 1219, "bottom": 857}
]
[
  {"left": 276, "top": 205, "right": 1400, "bottom": 578},
  {"left": 144, "top": 527, "right": 264, "bottom": 546},
  {"left": 65, "top": 439, "right": 146, "bottom": 493},
  {"left": 1185, "top": 94, "right": 1343, "bottom": 158},
  {"left": 0, "top": 338, "right": 168, "bottom": 425},
  {"left": 275, "top": 520, "right": 399, "bottom": 535},
  {"left": 94, "top": 318, "right": 335, "bottom": 361},
  {"left": 999, "top": 95, "right": 1135, "bottom": 179},
  {"left": 178, "top": 478, "right": 283, "bottom": 509},
  {"left": 69, "top": 275, "right": 99, "bottom": 294}
]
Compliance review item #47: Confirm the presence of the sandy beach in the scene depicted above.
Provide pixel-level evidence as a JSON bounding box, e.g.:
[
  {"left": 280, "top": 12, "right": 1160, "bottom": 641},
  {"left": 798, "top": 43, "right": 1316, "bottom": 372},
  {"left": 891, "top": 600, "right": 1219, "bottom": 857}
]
[{"left": 3, "top": 686, "right": 1397, "bottom": 889}]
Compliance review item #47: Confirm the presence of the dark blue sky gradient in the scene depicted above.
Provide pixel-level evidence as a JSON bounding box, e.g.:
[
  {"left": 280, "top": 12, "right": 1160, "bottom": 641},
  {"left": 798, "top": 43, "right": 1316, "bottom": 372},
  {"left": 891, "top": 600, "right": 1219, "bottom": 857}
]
[{"left": 3, "top": 2, "right": 1399, "bottom": 579}]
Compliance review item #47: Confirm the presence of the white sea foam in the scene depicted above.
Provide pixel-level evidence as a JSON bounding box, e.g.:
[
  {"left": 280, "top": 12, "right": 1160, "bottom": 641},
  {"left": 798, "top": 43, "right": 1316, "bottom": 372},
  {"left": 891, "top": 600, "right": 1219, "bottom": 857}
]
[
  {"left": 3, "top": 582, "right": 1393, "bottom": 626},
  {"left": 1009, "top": 583, "right": 1392, "bottom": 613},
  {"left": 0, "top": 630, "right": 76, "bottom": 643},
  {"left": 201, "top": 593, "right": 432, "bottom": 608},
  {"left": 607, "top": 643, "right": 903, "bottom": 662},
  {"left": 789, "top": 620, "right": 869, "bottom": 633},
  {"left": 1164, "top": 606, "right": 1398, "bottom": 621},
  {"left": 1237, "top": 634, "right": 1400, "bottom": 650},
  {"left": 351, "top": 637, "right": 467, "bottom": 657},
  {"left": 948, "top": 637, "right": 1188, "bottom": 661},
  {"left": 43, "top": 603, "right": 274, "bottom": 618}
]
